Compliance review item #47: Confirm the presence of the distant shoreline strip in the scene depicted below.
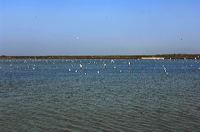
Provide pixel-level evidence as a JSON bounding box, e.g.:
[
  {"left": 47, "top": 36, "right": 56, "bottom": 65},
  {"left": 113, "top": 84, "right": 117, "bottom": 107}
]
[{"left": 0, "top": 54, "right": 200, "bottom": 59}]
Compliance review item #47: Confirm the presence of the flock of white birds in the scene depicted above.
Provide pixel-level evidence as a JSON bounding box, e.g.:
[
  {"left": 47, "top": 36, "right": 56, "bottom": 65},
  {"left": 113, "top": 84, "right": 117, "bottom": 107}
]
[{"left": 0, "top": 59, "right": 200, "bottom": 76}]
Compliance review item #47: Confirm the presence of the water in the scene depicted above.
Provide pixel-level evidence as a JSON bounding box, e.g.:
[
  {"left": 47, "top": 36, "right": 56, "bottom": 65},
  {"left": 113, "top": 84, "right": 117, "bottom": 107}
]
[{"left": 0, "top": 59, "right": 200, "bottom": 131}]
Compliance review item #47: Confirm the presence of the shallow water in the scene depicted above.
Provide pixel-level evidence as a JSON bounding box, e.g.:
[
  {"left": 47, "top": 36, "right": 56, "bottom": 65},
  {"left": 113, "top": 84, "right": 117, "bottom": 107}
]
[{"left": 0, "top": 59, "right": 200, "bottom": 131}]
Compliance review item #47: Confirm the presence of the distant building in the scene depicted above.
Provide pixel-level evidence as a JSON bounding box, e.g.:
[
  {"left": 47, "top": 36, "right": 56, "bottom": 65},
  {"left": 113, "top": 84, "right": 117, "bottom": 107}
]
[{"left": 141, "top": 57, "right": 165, "bottom": 60}]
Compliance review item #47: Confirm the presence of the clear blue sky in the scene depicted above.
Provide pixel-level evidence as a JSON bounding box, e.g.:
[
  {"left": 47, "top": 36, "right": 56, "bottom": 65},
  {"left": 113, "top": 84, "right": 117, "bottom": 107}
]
[{"left": 0, "top": 0, "right": 200, "bottom": 55}]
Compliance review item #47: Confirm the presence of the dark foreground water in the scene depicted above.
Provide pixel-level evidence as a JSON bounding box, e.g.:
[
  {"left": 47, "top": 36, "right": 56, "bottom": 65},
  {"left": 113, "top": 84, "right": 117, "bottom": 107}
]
[{"left": 0, "top": 59, "right": 200, "bottom": 131}]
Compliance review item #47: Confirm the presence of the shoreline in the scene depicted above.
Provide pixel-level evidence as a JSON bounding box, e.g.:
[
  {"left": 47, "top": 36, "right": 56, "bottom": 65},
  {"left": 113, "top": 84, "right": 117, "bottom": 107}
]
[{"left": 0, "top": 54, "right": 200, "bottom": 59}]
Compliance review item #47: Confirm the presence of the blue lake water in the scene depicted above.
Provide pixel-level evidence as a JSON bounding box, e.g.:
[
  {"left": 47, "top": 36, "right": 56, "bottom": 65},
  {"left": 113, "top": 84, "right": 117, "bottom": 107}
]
[{"left": 0, "top": 59, "right": 200, "bottom": 131}]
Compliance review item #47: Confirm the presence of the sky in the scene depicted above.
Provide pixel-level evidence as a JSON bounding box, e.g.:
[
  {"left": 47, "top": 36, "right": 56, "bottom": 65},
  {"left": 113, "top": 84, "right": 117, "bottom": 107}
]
[{"left": 0, "top": 0, "right": 200, "bottom": 55}]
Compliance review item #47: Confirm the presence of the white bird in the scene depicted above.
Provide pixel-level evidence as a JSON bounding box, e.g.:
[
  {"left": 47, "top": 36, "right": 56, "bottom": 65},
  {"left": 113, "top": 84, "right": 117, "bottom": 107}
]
[
  {"left": 103, "top": 64, "right": 107, "bottom": 68},
  {"left": 80, "top": 64, "right": 83, "bottom": 69},
  {"left": 111, "top": 59, "right": 115, "bottom": 63},
  {"left": 97, "top": 71, "right": 100, "bottom": 74},
  {"left": 75, "top": 70, "right": 78, "bottom": 73},
  {"left": 128, "top": 62, "right": 131, "bottom": 66},
  {"left": 68, "top": 69, "right": 71, "bottom": 72},
  {"left": 162, "top": 65, "right": 168, "bottom": 75}
]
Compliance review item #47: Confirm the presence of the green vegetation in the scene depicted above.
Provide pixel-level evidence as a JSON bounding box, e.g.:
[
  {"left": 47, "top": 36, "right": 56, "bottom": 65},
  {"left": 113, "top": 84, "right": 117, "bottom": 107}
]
[{"left": 0, "top": 54, "right": 200, "bottom": 59}]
